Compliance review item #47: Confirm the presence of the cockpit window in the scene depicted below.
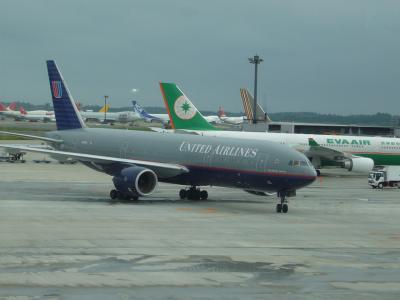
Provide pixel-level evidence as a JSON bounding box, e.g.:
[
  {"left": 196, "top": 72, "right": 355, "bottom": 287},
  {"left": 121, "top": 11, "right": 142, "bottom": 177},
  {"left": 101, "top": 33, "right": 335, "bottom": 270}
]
[{"left": 289, "top": 160, "right": 309, "bottom": 167}]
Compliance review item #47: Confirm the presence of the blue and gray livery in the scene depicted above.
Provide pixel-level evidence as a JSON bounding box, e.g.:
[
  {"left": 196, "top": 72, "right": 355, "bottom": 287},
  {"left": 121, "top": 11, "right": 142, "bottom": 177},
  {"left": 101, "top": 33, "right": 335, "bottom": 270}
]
[{"left": 0, "top": 60, "right": 317, "bottom": 214}]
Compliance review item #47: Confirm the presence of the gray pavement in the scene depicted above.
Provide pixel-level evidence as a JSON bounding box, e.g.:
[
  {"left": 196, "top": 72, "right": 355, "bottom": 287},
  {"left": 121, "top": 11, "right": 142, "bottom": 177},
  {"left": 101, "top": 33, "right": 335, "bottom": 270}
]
[{"left": 0, "top": 157, "right": 399, "bottom": 299}]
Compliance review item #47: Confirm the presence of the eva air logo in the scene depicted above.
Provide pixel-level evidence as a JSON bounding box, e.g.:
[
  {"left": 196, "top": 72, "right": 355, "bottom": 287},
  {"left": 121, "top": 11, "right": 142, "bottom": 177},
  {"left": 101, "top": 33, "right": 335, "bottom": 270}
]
[{"left": 174, "top": 95, "right": 196, "bottom": 120}]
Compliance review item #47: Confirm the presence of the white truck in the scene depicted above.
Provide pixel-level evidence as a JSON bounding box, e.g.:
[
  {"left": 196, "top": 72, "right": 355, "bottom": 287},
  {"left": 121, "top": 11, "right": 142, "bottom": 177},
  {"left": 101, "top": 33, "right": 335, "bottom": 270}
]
[{"left": 368, "top": 166, "right": 400, "bottom": 189}]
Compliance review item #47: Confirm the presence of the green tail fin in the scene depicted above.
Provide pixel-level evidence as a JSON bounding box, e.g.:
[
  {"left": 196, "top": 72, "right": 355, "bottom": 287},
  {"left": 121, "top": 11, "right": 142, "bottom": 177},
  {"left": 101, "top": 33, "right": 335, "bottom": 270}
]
[{"left": 159, "top": 82, "right": 216, "bottom": 130}]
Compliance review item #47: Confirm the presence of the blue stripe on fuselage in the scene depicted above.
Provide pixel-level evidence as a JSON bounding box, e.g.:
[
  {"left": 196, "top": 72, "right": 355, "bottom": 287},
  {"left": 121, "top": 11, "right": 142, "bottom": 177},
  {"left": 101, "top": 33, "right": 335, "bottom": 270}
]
[{"left": 163, "top": 164, "right": 315, "bottom": 192}]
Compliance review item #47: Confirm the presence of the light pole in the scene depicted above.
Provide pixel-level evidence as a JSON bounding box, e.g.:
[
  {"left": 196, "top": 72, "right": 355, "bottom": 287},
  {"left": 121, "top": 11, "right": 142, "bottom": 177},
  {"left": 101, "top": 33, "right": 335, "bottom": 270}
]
[
  {"left": 104, "top": 95, "right": 109, "bottom": 122},
  {"left": 248, "top": 55, "right": 263, "bottom": 124}
]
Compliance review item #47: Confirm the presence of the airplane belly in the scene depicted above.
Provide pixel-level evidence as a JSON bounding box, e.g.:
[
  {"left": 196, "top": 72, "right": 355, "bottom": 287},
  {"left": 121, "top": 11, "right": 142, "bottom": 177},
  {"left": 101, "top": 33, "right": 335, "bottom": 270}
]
[{"left": 161, "top": 165, "right": 314, "bottom": 192}]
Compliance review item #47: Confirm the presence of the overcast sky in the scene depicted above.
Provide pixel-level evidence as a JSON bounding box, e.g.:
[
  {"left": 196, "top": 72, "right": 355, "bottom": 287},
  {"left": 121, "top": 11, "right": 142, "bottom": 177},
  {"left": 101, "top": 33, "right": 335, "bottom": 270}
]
[{"left": 1, "top": 0, "right": 399, "bottom": 114}]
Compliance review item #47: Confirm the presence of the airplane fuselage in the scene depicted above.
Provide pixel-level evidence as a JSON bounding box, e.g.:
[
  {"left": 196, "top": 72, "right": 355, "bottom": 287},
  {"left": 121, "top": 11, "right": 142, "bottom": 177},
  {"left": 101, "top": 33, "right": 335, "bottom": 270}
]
[
  {"left": 195, "top": 131, "right": 400, "bottom": 166},
  {"left": 46, "top": 128, "right": 316, "bottom": 193}
]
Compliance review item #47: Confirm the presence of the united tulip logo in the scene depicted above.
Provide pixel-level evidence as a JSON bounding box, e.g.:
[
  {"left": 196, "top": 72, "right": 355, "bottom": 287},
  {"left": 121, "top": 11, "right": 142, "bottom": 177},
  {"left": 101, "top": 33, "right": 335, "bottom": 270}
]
[
  {"left": 51, "top": 81, "right": 63, "bottom": 98},
  {"left": 174, "top": 95, "right": 196, "bottom": 120}
]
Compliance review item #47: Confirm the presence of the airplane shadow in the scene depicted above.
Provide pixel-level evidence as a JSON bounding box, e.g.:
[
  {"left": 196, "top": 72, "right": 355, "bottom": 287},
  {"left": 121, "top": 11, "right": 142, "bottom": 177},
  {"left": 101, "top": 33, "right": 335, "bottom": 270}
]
[{"left": 107, "top": 198, "right": 270, "bottom": 206}]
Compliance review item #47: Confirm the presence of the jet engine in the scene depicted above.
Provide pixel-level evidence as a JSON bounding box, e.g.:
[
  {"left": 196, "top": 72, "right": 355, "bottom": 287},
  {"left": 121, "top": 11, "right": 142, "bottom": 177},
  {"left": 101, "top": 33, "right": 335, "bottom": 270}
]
[
  {"left": 343, "top": 157, "right": 374, "bottom": 173},
  {"left": 113, "top": 166, "right": 158, "bottom": 196}
]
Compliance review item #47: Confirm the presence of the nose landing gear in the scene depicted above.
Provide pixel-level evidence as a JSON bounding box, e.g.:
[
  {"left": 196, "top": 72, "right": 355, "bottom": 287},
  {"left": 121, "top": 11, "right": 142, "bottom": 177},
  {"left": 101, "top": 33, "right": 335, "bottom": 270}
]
[
  {"left": 179, "top": 186, "right": 208, "bottom": 200},
  {"left": 276, "top": 192, "right": 289, "bottom": 213}
]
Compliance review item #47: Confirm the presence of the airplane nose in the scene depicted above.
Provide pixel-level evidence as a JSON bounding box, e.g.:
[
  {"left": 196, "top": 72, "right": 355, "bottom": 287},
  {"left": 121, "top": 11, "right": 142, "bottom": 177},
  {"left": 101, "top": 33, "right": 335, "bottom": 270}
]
[
  {"left": 308, "top": 167, "right": 318, "bottom": 182},
  {"left": 296, "top": 167, "right": 317, "bottom": 189}
]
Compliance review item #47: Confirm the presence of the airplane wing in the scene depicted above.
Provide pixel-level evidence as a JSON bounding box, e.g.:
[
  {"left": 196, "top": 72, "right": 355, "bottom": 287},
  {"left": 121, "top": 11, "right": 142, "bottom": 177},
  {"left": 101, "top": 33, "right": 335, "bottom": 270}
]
[
  {"left": 0, "top": 145, "right": 189, "bottom": 178},
  {"left": 0, "top": 131, "right": 63, "bottom": 143},
  {"left": 307, "top": 138, "right": 351, "bottom": 161},
  {"left": 1, "top": 143, "right": 53, "bottom": 153}
]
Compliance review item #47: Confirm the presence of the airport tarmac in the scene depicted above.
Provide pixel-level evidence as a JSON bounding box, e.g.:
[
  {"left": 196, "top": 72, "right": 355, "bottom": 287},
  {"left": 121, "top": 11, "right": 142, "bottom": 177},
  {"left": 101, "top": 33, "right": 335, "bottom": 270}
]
[{"left": 0, "top": 155, "right": 399, "bottom": 299}]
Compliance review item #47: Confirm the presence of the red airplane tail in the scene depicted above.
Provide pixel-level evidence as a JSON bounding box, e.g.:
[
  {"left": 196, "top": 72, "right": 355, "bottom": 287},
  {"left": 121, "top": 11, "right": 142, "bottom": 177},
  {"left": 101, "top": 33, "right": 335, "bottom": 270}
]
[
  {"left": 19, "top": 106, "right": 27, "bottom": 115},
  {"left": 217, "top": 106, "right": 226, "bottom": 118},
  {"left": 0, "top": 103, "right": 6, "bottom": 111},
  {"left": 8, "top": 102, "right": 17, "bottom": 110}
]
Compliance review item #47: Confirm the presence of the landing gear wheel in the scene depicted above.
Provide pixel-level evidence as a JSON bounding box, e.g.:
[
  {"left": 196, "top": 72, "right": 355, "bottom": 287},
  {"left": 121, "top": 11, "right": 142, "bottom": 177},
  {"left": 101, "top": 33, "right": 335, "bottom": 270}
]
[
  {"left": 378, "top": 183, "right": 383, "bottom": 189},
  {"left": 277, "top": 192, "right": 289, "bottom": 213},
  {"left": 179, "top": 189, "right": 187, "bottom": 200},
  {"left": 179, "top": 187, "right": 208, "bottom": 201},
  {"left": 200, "top": 190, "right": 208, "bottom": 200},
  {"left": 187, "top": 189, "right": 200, "bottom": 200},
  {"left": 110, "top": 189, "right": 118, "bottom": 200},
  {"left": 119, "top": 193, "right": 129, "bottom": 200}
]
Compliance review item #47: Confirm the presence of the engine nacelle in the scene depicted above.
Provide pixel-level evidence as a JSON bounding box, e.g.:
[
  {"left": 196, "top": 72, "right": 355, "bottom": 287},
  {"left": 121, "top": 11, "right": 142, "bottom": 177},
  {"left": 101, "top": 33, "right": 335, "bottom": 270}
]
[
  {"left": 113, "top": 166, "right": 158, "bottom": 196},
  {"left": 343, "top": 157, "right": 374, "bottom": 173}
]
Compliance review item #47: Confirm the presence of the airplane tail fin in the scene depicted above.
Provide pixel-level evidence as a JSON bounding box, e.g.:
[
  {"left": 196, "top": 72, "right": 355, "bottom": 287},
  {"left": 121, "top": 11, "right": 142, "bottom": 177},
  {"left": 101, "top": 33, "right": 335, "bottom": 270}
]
[
  {"left": 46, "top": 60, "right": 86, "bottom": 130},
  {"left": 0, "top": 103, "right": 5, "bottom": 111},
  {"left": 99, "top": 104, "right": 110, "bottom": 113},
  {"left": 132, "top": 101, "right": 153, "bottom": 120},
  {"left": 159, "top": 82, "right": 215, "bottom": 130},
  {"left": 19, "top": 107, "right": 27, "bottom": 115},
  {"left": 217, "top": 106, "right": 226, "bottom": 118},
  {"left": 240, "top": 88, "right": 271, "bottom": 122},
  {"left": 8, "top": 102, "right": 16, "bottom": 111}
]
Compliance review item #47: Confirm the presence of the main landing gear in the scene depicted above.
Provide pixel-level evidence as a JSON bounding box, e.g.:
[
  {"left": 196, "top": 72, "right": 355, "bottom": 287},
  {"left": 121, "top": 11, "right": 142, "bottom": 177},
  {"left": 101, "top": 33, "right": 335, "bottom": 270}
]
[
  {"left": 276, "top": 192, "right": 288, "bottom": 213},
  {"left": 110, "top": 189, "right": 139, "bottom": 201},
  {"left": 179, "top": 186, "right": 208, "bottom": 200}
]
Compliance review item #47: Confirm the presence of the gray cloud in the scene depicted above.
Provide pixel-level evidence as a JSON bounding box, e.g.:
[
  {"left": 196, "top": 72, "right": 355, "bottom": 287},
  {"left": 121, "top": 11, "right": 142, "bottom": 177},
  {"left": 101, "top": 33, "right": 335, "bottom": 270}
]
[{"left": 1, "top": 0, "right": 399, "bottom": 114}]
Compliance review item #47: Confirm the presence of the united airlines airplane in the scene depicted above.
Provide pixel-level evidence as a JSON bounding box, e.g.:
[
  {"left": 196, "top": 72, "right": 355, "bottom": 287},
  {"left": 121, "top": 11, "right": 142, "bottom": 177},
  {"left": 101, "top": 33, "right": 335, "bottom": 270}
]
[{"left": 0, "top": 61, "right": 317, "bottom": 213}]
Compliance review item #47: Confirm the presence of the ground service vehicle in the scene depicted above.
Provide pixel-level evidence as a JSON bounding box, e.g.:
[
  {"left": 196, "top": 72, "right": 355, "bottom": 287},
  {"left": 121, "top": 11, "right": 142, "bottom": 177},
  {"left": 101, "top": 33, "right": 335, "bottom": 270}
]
[{"left": 368, "top": 166, "right": 400, "bottom": 189}]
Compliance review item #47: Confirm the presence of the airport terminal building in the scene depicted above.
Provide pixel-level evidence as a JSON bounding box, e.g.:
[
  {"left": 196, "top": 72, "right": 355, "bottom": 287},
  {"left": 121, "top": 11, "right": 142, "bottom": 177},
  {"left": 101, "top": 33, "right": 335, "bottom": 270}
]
[{"left": 243, "top": 121, "right": 400, "bottom": 137}]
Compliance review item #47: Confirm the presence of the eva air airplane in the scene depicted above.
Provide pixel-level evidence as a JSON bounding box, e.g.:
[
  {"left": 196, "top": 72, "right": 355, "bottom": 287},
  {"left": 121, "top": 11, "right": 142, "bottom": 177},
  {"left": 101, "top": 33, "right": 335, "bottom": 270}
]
[{"left": 159, "top": 83, "right": 400, "bottom": 174}]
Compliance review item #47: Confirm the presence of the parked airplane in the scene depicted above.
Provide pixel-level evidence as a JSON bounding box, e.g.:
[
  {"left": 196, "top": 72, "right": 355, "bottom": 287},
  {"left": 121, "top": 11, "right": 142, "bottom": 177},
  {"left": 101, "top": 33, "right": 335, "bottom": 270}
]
[
  {"left": 80, "top": 104, "right": 139, "bottom": 123},
  {"left": 0, "top": 102, "right": 20, "bottom": 118},
  {"left": 217, "top": 106, "right": 246, "bottom": 125},
  {"left": 21, "top": 107, "right": 54, "bottom": 116},
  {"left": 19, "top": 107, "right": 55, "bottom": 122},
  {"left": 79, "top": 104, "right": 113, "bottom": 122},
  {"left": 1, "top": 103, "right": 55, "bottom": 121},
  {"left": 159, "top": 82, "right": 400, "bottom": 174},
  {"left": 0, "top": 61, "right": 316, "bottom": 213}
]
